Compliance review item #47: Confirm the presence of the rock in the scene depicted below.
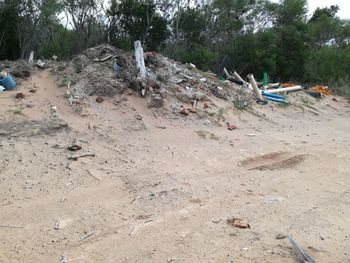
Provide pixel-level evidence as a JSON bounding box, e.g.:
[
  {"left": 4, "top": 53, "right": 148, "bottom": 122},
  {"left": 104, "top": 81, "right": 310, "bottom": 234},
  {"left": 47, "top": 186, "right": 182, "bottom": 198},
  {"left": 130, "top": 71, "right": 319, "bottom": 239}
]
[
  {"left": 176, "top": 92, "right": 193, "bottom": 103},
  {"left": 212, "top": 218, "right": 221, "bottom": 224},
  {"left": 147, "top": 94, "right": 164, "bottom": 108},
  {"left": 227, "top": 217, "right": 250, "bottom": 229},
  {"left": 187, "top": 108, "right": 197, "bottom": 114},
  {"left": 96, "top": 96, "right": 104, "bottom": 103},
  {"left": 179, "top": 108, "right": 189, "bottom": 116}
]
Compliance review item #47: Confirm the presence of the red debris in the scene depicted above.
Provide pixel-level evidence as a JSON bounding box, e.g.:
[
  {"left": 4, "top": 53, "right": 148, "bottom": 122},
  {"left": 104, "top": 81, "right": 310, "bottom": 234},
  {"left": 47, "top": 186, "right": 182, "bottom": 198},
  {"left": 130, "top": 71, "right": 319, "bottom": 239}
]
[
  {"left": 96, "top": 96, "right": 104, "bottom": 103},
  {"left": 15, "top": 93, "right": 25, "bottom": 99},
  {"left": 203, "top": 103, "right": 210, "bottom": 109},
  {"left": 179, "top": 108, "right": 189, "bottom": 116},
  {"left": 227, "top": 123, "right": 237, "bottom": 131},
  {"left": 227, "top": 218, "right": 250, "bottom": 229},
  {"left": 187, "top": 108, "right": 197, "bottom": 114}
]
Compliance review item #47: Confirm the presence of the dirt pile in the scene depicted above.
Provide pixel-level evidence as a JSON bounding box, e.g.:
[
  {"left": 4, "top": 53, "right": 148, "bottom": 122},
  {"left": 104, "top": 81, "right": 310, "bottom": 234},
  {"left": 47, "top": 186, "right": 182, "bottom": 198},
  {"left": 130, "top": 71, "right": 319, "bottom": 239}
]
[{"left": 54, "top": 46, "right": 246, "bottom": 98}]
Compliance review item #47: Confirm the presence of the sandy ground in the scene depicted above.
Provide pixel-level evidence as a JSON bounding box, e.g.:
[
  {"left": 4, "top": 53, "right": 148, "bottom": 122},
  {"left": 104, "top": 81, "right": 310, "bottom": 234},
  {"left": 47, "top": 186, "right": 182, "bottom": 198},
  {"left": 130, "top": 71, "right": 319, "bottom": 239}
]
[{"left": 1, "top": 70, "right": 350, "bottom": 263}]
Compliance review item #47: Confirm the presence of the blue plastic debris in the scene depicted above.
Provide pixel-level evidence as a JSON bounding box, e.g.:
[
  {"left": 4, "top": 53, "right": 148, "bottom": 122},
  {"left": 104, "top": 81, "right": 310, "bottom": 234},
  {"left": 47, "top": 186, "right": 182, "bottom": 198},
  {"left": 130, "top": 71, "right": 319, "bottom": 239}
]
[{"left": 0, "top": 74, "right": 16, "bottom": 90}]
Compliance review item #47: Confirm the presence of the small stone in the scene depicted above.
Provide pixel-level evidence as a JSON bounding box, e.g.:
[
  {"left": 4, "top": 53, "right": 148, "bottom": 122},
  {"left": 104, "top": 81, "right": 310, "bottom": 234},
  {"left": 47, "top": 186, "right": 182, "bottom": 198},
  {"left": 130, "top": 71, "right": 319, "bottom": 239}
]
[
  {"left": 179, "top": 108, "right": 189, "bottom": 116},
  {"left": 212, "top": 218, "right": 221, "bottom": 224},
  {"left": 96, "top": 96, "right": 104, "bottom": 103}
]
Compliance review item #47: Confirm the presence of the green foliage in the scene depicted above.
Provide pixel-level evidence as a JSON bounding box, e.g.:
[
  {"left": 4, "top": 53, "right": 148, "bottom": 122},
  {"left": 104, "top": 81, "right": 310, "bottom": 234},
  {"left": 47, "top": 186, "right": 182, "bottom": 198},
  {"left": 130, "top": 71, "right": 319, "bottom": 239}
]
[
  {"left": 172, "top": 45, "right": 217, "bottom": 71},
  {"left": 107, "top": 0, "right": 168, "bottom": 51},
  {"left": 305, "top": 46, "right": 350, "bottom": 83},
  {"left": 0, "top": 0, "right": 22, "bottom": 59}
]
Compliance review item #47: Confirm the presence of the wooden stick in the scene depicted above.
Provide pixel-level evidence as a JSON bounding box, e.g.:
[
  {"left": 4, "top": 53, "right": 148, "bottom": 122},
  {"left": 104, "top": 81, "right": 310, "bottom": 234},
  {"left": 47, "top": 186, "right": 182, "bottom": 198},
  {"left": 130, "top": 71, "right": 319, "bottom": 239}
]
[
  {"left": 80, "top": 231, "right": 95, "bottom": 241},
  {"left": 86, "top": 170, "right": 101, "bottom": 181},
  {"left": 0, "top": 225, "right": 24, "bottom": 229},
  {"left": 67, "top": 153, "right": 95, "bottom": 161}
]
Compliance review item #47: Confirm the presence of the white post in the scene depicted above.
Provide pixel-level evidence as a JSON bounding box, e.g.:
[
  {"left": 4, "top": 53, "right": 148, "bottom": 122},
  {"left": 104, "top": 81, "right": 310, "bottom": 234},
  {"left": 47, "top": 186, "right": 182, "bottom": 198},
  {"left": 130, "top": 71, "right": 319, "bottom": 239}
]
[
  {"left": 134, "top": 41, "right": 146, "bottom": 80},
  {"left": 28, "top": 51, "right": 35, "bottom": 64}
]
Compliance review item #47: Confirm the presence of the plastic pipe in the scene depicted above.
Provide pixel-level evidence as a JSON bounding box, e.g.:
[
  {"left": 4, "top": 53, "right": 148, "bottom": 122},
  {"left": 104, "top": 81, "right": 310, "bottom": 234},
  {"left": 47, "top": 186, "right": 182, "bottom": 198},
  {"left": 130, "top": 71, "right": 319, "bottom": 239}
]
[
  {"left": 265, "top": 97, "right": 289, "bottom": 104},
  {"left": 247, "top": 74, "right": 264, "bottom": 101},
  {"left": 264, "top": 86, "right": 302, "bottom": 94},
  {"left": 262, "top": 91, "right": 285, "bottom": 99}
]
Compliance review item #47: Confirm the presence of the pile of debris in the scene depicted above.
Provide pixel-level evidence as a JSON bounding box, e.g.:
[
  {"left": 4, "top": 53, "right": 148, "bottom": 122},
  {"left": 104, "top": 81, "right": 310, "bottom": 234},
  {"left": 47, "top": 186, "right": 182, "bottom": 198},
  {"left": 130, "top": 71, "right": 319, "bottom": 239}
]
[
  {"left": 1, "top": 42, "right": 334, "bottom": 124},
  {"left": 52, "top": 43, "right": 257, "bottom": 118}
]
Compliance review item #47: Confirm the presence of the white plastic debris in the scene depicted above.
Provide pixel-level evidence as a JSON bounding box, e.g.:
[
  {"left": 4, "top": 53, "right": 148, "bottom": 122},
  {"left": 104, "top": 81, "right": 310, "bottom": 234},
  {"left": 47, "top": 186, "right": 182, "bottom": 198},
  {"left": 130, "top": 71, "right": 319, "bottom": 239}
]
[{"left": 36, "top": 60, "right": 46, "bottom": 68}]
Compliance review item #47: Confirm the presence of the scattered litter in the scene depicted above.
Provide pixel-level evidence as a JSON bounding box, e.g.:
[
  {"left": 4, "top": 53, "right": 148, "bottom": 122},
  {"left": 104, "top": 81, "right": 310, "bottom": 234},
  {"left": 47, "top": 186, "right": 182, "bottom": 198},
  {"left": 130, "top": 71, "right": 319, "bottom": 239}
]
[
  {"left": 129, "top": 225, "right": 136, "bottom": 236},
  {"left": 265, "top": 86, "right": 302, "bottom": 95},
  {"left": 96, "top": 96, "right": 104, "bottom": 103},
  {"left": 311, "top": 86, "right": 332, "bottom": 95},
  {"left": 67, "top": 142, "right": 82, "bottom": 152},
  {"left": 15, "top": 93, "right": 25, "bottom": 99},
  {"left": 212, "top": 218, "right": 221, "bottom": 224},
  {"left": 187, "top": 108, "right": 197, "bottom": 113},
  {"left": 246, "top": 134, "right": 256, "bottom": 137},
  {"left": 0, "top": 72, "right": 17, "bottom": 90},
  {"left": 0, "top": 85, "right": 5, "bottom": 92},
  {"left": 226, "top": 217, "right": 250, "bottom": 229},
  {"left": 189, "top": 63, "right": 196, "bottom": 69},
  {"left": 80, "top": 231, "right": 95, "bottom": 241},
  {"left": 179, "top": 108, "right": 189, "bottom": 116},
  {"left": 282, "top": 82, "right": 298, "bottom": 87},
  {"left": 304, "top": 90, "right": 321, "bottom": 98},
  {"left": 114, "top": 63, "right": 122, "bottom": 74},
  {"left": 54, "top": 220, "right": 60, "bottom": 230},
  {"left": 50, "top": 106, "right": 57, "bottom": 113},
  {"left": 203, "top": 103, "right": 210, "bottom": 109},
  {"left": 0, "top": 225, "right": 24, "bottom": 229},
  {"left": 288, "top": 235, "right": 316, "bottom": 263},
  {"left": 226, "top": 123, "right": 237, "bottom": 131},
  {"left": 265, "top": 196, "right": 284, "bottom": 203},
  {"left": 67, "top": 153, "right": 95, "bottom": 161},
  {"left": 86, "top": 169, "right": 101, "bottom": 181},
  {"left": 275, "top": 233, "right": 287, "bottom": 240},
  {"left": 36, "top": 59, "right": 46, "bottom": 68}
]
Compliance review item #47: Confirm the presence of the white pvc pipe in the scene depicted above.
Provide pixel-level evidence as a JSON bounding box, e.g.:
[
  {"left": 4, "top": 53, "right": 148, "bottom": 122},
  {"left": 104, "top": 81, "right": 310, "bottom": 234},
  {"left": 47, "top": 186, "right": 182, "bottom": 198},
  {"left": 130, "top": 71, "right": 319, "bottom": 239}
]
[
  {"left": 233, "top": 71, "right": 245, "bottom": 83},
  {"left": 247, "top": 74, "right": 264, "bottom": 100},
  {"left": 264, "top": 86, "right": 302, "bottom": 94}
]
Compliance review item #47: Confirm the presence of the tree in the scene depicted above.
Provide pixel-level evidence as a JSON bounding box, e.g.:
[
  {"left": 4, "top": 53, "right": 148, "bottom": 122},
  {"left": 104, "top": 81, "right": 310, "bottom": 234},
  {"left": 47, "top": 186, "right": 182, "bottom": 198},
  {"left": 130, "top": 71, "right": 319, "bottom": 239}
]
[{"left": 107, "top": 0, "right": 168, "bottom": 51}]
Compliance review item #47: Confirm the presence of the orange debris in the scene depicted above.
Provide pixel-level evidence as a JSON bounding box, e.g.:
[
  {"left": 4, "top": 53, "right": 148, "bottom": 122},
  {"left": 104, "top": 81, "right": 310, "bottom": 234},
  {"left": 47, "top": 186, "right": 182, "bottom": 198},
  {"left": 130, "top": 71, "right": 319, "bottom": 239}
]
[
  {"left": 281, "top": 82, "right": 297, "bottom": 87},
  {"left": 311, "top": 86, "right": 332, "bottom": 95}
]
